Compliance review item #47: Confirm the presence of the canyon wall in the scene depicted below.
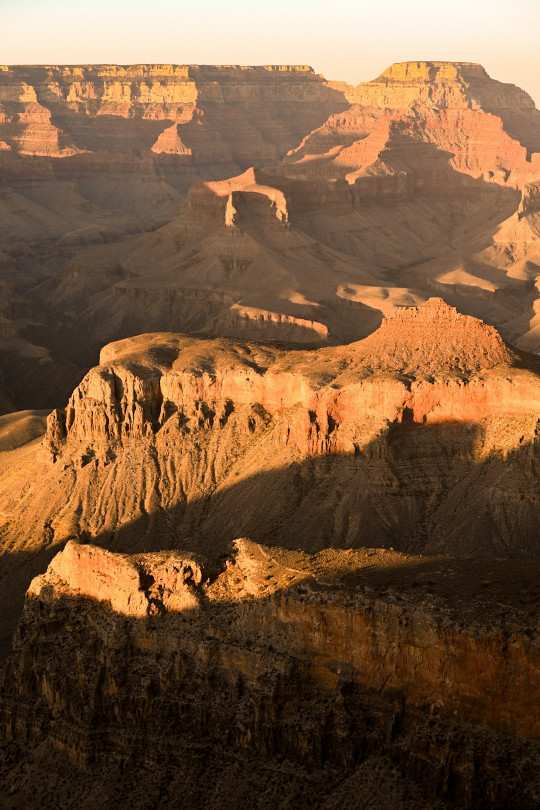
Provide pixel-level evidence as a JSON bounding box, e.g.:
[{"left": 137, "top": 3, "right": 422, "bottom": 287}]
[
  {"left": 0, "top": 64, "right": 349, "bottom": 408},
  {"left": 51, "top": 61, "right": 540, "bottom": 369},
  {"left": 1, "top": 539, "right": 538, "bottom": 808},
  {"left": 3, "top": 62, "right": 540, "bottom": 409},
  {"left": 0, "top": 301, "right": 539, "bottom": 616},
  {"left": 0, "top": 64, "right": 346, "bottom": 189}
]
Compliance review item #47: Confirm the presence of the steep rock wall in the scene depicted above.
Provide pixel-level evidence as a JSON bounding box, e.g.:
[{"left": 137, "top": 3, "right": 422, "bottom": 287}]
[
  {"left": 1, "top": 540, "right": 539, "bottom": 808},
  {"left": 0, "top": 301, "right": 538, "bottom": 570}
]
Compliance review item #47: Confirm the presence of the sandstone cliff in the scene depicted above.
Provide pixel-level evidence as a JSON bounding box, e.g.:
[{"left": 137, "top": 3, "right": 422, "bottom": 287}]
[
  {"left": 1, "top": 539, "right": 538, "bottom": 808},
  {"left": 0, "top": 64, "right": 344, "bottom": 165},
  {"left": 0, "top": 299, "right": 539, "bottom": 647}
]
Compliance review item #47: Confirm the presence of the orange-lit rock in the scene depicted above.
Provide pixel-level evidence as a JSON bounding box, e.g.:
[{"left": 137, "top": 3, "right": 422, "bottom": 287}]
[
  {"left": 0, "top": 301, "right": 537, "bottom": 575},
  {"left": 30, "top": 540, "right": 203, "bottom": 616}
]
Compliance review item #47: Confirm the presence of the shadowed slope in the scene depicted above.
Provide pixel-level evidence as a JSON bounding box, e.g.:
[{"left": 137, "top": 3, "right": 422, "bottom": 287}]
[{"left": 0, "top": 539, "right": 538, "bottom": 808}]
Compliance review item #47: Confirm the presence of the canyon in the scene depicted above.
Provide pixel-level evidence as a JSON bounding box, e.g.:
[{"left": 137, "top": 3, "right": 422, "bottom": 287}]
[
  {"left": 0, "top": 539, "right": 538, "bottom": 808},
  {"left": 0, "top": 300, "right": 539, "bottom": 805},
  {"left": 0, "top": 61, "right": 539, "bottom": 806},
  {"left": 1, "top": 299, "right": 539, "bottom": 582},
  {"left": 1, "top": 62, "right": 540, "bottom": 408}
]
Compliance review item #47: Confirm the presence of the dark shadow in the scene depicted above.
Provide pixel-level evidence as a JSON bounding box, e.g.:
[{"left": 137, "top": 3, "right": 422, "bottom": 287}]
[
  {"left": 0, "top": 412, "right": 539, "bottom": 804},
  {"left": 49, "top": 141, "right": 526, "bottom": 373},
  {"left": 0, "top": 545, "right": 61, "bottom": 662},
  {"left": 465, "top": 79, "right": 540, "bottom": 157},
  {"left": 89, "top": 420, "right": 540, "bottom": 565}
]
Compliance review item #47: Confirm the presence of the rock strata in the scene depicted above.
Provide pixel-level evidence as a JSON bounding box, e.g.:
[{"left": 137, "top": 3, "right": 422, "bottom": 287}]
[
  {"left": 59, "top": 61, "right": 540, "bottom": 363},
  {"left": 3, "top": 61, "right": 540, "bottom": 408},
  {"left": 1, "top": 539, "right": 539, "bottom": 808},
  {"left": 0, "top": 301, "right": 538, "bottom": 597}
]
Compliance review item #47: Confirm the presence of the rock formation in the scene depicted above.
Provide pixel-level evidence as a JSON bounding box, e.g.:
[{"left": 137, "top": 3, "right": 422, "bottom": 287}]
[
  {"left": 9, "top": 301, "right": 540, "bottom": 564},
  {"left": 0, "top": 300, "right": 539, "bottom": 667},
  {"left": 1, "top": 62, "right": 540, "bottom": 407},
  {"left": 1, "top": 538, "right": 538, "bottom": 808},
  {"left": 1, "top": 62, "right": 540, "bottom": 806},
  {"left": 0, "top": 64, "right": 347, "bottom": 408}
]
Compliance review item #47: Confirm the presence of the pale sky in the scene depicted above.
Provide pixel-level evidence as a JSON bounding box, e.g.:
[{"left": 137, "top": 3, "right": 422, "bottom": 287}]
[{"left": 3, "top": 0, "right": 540, "bottom": 106}]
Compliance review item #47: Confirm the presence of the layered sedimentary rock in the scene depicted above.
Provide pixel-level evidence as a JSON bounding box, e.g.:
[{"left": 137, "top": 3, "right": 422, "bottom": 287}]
[
  {"left": 1, "top": 539, "right": 538, "bottom": 808},
  {"left": 2, "top": 62, "right": 540, "bottom": 408},
  {"left": 0, "top": 306, "right": 539, "bottom": 806},
  {"left": 0, "top": 299, "right": 539, "bottom": 652},
  {"left": 48, "top": 61, "right": 540, "bottom": 368},
  {"left": 0, "top": 64, "right": 348, "bottom": 407},
  {"left": 19, "top": 302, "right": 540, "bottom": 564},
  {"left": 0, "top": 64, "right": 344, "bottom": 165},
  {"left": 0, "top": 63, "right": 345, "bottom": 231},
  {"left": 316, "top": 61, "right": 540, "bottom": 181}
]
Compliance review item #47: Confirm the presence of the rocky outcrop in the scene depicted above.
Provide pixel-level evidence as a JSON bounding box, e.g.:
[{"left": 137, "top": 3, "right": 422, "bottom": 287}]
[
  {"left": 32, "top": 540, "right": 204, "bottom": 616},
  {"left": 44, "top": 300, "right": 527, "bottom": 448},
  {"left": 0, "top": 302, "right": 537, "bottom": 585},
  {"left": 1, "top": 539, "right": 539, "bottom": 807},
  {"left": 316, "top": 61, "right": 540, "bottom": 184}
]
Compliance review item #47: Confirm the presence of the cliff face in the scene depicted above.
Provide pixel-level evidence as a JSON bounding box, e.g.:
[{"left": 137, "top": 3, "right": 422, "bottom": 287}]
[
  {"left": 0, "top": 64, "right": 345, "bottom": 174},
  {"left": 0, "top": 63, "right": 347, "bottom": 254},
  {"left": 0, "top": 300, "right": 538, "bottom": 607},
  {"left": 320, "top": 61, "right": 540, "bottom": 180},
  {"left": 1, "top": 305, "right": 539, "bottom": 806},
  {"left": 1, "top": 539, "right": 539, "bottom": 808}
]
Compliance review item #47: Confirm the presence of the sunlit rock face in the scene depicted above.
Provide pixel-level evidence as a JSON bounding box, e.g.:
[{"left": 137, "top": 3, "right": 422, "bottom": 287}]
[
  {"left": 0, "top": 300, "right": 538, "bottom": 599},
  {"left": 0, "top": 64, "right": 350, "bottom": 409}
]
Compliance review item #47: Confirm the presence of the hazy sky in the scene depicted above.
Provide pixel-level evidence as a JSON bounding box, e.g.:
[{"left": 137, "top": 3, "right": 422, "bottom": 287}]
[{"left": 3, "top": 0, "right": 540, "bottom": 106}]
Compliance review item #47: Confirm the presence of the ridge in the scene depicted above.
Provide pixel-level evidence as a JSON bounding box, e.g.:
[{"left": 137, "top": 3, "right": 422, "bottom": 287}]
[{"left": 353, "top": 297, "right": 518, "bottom": 374}]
